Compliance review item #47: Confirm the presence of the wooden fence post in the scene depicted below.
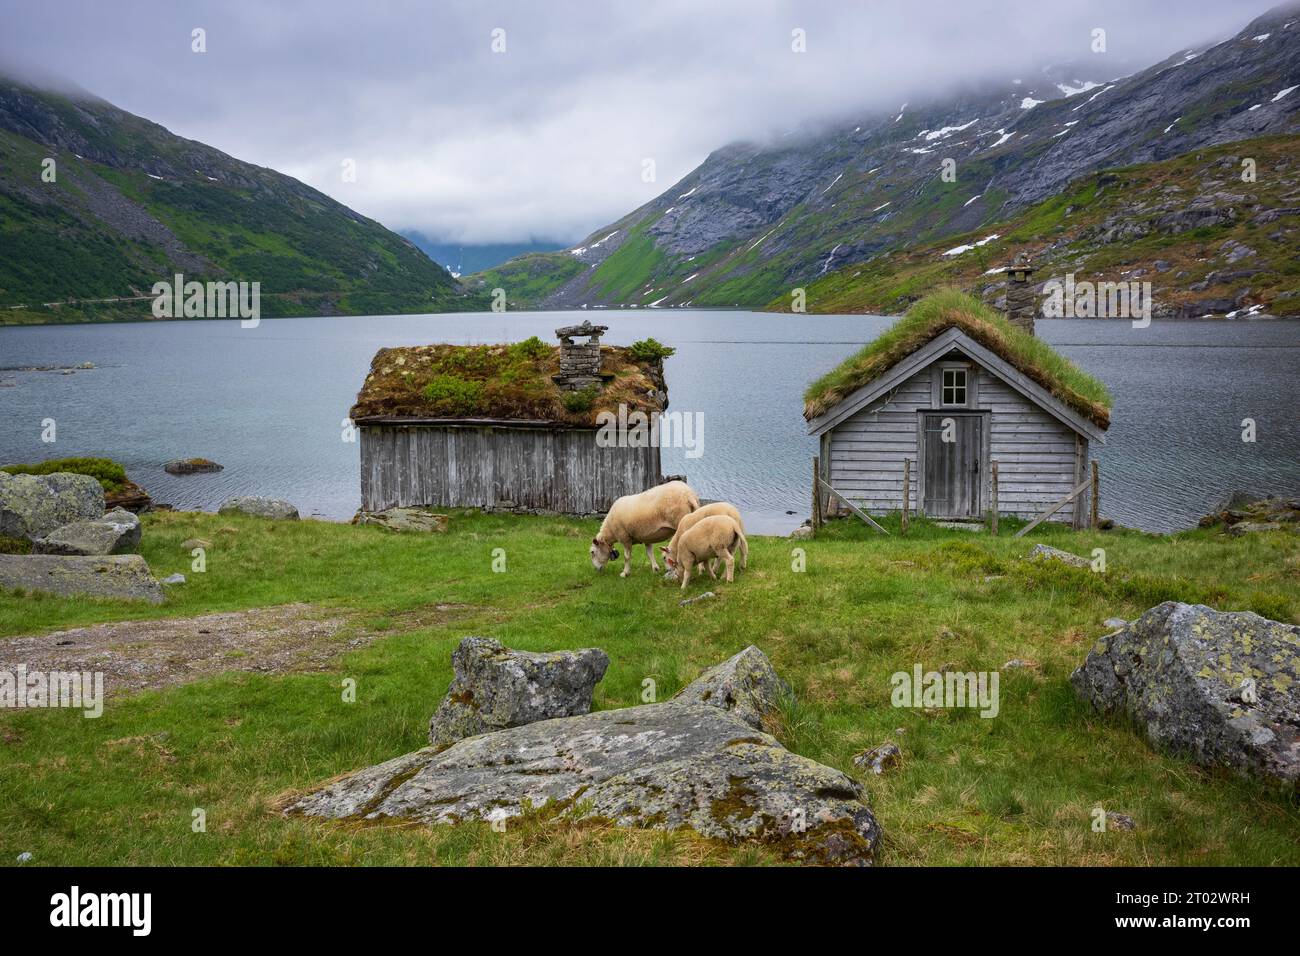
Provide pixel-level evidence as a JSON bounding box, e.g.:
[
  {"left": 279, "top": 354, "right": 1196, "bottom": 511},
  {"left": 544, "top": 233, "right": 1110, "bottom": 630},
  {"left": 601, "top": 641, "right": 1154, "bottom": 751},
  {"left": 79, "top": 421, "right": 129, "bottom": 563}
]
[
  {"left": 812, "top": 456, "right": 822, "bottom": 532},
  {"left": 1091, "top": 459, "right": 1099, "bottom": 530},
  {"left": 990, "top": 459, "right": 999, "bottom": 535},
  {"left": 901, "top": 458, "right": 910, "bottom": 535}
]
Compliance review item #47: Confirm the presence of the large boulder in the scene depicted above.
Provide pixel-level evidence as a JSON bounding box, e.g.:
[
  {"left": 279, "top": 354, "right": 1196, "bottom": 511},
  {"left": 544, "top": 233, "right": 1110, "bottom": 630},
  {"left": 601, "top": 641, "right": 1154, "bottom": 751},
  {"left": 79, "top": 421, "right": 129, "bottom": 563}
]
[
  {"left": 671, "top": 645, "right": 790, "bottom": 732},
  {"left": 428, "top": 637, "right": 609, "bottom": 747},
  {"left": 0, "top": 472, "right": 104, "bottom": 540},
  {"left": 32, "top": 508, "right": 141, "bottom": 556},
  {"left": 1071, "top": 602, "right": 1300, "bottom": 787},
  {"left": 0, "top": 554, "right": 164, "bottom": 604},
  {"left": 218, "top": 496, "right": 299, "bottom": 520},
  {"left": 291, "top": 703, "right": 879, "bottom": 865}
]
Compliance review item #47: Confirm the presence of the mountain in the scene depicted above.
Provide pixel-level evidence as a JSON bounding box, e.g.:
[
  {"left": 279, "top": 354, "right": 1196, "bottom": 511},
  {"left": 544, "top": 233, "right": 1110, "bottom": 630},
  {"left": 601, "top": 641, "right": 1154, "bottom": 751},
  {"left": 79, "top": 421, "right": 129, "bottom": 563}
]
[
  {"left": 400, "top": 232, "right": 566, "bottom": 277},
  {"left": 470, "top": 2, "right": 1300, "bottom": 312},
  {"left": 777, "top": 132, "right": 1300, "bottom": 318},
  {"left": 0, "top": 77, "right": 481, "bottom": 324}
]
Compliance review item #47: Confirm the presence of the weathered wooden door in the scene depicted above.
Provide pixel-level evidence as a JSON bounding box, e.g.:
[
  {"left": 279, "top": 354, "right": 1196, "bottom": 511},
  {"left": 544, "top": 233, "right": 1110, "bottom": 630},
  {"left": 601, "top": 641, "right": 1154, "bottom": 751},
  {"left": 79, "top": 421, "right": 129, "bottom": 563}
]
[{"left": 922, "top": 413, "right": 982, "bottom": 518}]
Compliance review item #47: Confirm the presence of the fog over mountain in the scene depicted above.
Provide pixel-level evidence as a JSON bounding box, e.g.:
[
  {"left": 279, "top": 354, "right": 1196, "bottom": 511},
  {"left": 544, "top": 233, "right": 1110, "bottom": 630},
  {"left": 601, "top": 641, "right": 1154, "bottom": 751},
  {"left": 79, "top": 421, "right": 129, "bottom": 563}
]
[{"left": 0, "top": 0, "right": 1281, "bottom": 244}]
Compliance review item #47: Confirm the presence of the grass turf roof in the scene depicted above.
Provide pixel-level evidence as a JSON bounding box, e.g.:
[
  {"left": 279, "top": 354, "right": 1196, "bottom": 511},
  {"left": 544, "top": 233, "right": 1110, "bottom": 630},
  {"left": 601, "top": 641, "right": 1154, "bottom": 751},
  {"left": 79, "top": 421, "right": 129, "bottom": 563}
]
[
  {"left": 350, "top": 340, "right": 666, "bottom": 426},
  {"left": 804, "top": 288, "right": 1112, "bottom": 428}
]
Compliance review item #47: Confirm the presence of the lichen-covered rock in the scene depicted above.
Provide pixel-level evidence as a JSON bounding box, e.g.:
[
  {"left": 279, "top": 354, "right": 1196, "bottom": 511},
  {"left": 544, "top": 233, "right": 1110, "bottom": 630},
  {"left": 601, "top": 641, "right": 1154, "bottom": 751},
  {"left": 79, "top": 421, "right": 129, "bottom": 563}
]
[
  {"left": 1071, "top": 602, "right": 1300, "bottom": 787},
  {"left": 218, "top": 496, "right": 299, "bottom": 520},
  {"left": 1027, "top": 543, "right": 1090, "bottom": 568},
  {"left": 0, "top": 554, "right": 164, "bottom": 603},
  {"left": 852, "top": 743, "right": 901, "bottom": 775},
  {"left": 32, "top": 508, "right": 141, "bottom": 556},
  {"left": 354, "top": 508, "right": 448, "bottom": 533},
  {"left": 428, "top": 637, "right": 609, "bottom": 747},
  {"left": 291, "top": 703, "right": 879, "bottom": 865},
  {"left": 671, "top": 645, "right": 790, "bottom": 732},
  {"left": 0, "top": 472, "right": 104, "bottom": 540}
]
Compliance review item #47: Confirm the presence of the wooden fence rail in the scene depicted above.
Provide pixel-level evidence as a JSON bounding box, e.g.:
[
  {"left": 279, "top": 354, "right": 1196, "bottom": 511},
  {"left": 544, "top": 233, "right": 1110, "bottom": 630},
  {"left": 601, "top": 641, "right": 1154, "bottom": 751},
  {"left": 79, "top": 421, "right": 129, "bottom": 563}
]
[
  {"left": 817, "top": 477, "right": 890, "bottom": 535},
  {"left": 1013, "top": 476, "right": 1093, "bottom": 538}
]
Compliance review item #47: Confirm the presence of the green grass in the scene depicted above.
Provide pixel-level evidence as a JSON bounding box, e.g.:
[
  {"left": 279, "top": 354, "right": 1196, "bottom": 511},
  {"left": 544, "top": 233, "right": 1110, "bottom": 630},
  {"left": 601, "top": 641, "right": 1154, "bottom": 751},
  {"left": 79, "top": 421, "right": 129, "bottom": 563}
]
[{"left": 1, "top": 509, "right": 1297, "bottom": 866}]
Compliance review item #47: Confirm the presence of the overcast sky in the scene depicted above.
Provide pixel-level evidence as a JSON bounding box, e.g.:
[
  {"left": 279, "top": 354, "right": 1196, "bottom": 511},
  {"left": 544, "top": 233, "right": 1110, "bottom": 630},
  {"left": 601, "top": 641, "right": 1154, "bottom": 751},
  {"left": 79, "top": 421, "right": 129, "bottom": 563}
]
[{"left": 0, "top": 0, "right": 1280, "bottom": 245}]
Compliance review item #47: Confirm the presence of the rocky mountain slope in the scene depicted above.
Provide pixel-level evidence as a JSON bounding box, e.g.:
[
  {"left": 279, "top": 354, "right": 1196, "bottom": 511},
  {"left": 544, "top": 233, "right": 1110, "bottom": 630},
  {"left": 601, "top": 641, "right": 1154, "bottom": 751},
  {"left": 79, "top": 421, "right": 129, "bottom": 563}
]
[
  {"left": 783, "top": 133, "right": 1300, "bottom": 318},
  {"left": 0, "top": 77, "right": 479, "bottom": 324},
  {"left": 472, "top": 3, "right": 1300, "bottom": 312}
]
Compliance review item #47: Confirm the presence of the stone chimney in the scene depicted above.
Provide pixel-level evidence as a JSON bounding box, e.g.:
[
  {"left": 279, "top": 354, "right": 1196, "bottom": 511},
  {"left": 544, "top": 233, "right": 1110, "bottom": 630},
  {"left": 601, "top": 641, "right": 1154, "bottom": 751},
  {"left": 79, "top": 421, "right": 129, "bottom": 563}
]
[
  {"left": 1003, "top": 254, "right": 1037, "bottom": 335},
  {"left": 553, "top": 321, "right": 609, "bottom": 390}
]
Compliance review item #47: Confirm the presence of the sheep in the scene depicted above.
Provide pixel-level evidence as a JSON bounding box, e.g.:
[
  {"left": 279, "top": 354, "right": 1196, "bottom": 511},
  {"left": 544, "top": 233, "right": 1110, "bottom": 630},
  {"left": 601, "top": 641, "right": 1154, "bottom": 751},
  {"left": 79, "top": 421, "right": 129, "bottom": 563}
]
[
  {"left": 661, "top": 501, "right": 747, "bottom": 576},
  {"left": 661, "top": 514, "right": 746, "bottom": 589},
  {"left": 590, "top": 480, "right": 701, "bottom": 577}
]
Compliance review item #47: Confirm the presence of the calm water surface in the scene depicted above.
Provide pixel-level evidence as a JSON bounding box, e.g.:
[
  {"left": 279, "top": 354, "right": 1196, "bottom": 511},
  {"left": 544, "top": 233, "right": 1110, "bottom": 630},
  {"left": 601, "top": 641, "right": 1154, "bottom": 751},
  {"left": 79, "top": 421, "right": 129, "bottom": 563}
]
[{"left": 1, "top": 312, "right": 1298, "bottom": 535}]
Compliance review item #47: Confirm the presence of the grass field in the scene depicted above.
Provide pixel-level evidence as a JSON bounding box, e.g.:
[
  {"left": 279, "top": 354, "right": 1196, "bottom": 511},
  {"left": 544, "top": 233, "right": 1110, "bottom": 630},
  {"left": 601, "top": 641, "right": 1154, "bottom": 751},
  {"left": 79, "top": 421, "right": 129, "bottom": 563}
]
[{"left": 1, "top": 509, "right": 1298, "bottom": 866}]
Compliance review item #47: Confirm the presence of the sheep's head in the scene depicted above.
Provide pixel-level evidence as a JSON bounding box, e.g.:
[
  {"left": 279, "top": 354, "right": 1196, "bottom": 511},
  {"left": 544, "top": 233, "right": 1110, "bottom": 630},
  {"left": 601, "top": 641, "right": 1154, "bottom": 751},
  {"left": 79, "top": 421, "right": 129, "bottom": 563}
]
[
  {"left": 659, "top": 545, "right": 677, "bottom": 569},
  {"left": 590, "top": 537, "right": 619, "bottom": 570}
]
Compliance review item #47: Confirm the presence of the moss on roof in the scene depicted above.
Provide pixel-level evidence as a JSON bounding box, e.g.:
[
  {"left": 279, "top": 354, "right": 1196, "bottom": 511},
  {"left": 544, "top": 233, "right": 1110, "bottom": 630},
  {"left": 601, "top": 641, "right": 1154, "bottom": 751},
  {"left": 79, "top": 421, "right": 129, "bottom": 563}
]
[
  {"left": 350, "top": 339, "right": 667, "bottom": 426},
  {"left": 804, "top": 289, "right": 1112, "bottom": 428}
]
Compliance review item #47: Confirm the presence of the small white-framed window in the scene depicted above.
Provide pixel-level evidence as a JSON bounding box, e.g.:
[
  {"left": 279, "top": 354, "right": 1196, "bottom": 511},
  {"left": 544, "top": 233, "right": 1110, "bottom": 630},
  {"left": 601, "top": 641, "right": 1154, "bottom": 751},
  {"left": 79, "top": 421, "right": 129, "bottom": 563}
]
[{"left": 942, "top": 367, "right": 968, "bottom": 406}]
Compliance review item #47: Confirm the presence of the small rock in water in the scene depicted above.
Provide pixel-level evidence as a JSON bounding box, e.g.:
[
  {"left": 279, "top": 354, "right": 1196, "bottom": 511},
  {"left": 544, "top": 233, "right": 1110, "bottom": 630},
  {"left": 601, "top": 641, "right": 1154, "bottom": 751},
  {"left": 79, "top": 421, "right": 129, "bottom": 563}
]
[
  {"left": 161, "top": 573, "right": 186, "bottom": 585},
  {"left": 164, "top": 458, "right": 224, "bottom": 475},
  {"left": 680, "top": 591, "right": 716, "bottom": 606},
  {"left": 852, "top": 743, "right": 901, "bottom": 775}
]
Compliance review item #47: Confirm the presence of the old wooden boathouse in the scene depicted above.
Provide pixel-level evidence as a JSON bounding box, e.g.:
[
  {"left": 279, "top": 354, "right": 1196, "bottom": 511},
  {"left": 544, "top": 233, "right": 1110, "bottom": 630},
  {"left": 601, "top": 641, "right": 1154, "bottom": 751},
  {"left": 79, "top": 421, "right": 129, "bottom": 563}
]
[
  {"left": 805, "top": 280, "right": 1111, "bottom": 528},
  {"left": 350, "top": 322, "right": 668, "bottom": 515}
]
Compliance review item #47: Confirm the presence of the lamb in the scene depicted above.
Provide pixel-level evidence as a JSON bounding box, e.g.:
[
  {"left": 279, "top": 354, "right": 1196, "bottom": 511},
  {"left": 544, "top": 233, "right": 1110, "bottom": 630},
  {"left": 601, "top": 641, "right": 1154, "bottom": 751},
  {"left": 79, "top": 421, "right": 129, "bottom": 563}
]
[
  {"left": 661, "top": 514, "right": 746, "bottom": 589},
  {"left": 590, "top": 480, "right": 701, "bottom": 577},
  {"left": 661, "top": 501, "right": 747, "bottom": 575}
]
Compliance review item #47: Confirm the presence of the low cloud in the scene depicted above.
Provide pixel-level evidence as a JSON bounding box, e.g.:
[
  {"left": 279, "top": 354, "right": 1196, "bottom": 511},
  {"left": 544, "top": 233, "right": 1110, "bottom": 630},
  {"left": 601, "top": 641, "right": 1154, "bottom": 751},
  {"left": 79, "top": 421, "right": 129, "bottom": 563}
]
[{"left": 0, "top": 0, "right": 1276, "bottom": 245}]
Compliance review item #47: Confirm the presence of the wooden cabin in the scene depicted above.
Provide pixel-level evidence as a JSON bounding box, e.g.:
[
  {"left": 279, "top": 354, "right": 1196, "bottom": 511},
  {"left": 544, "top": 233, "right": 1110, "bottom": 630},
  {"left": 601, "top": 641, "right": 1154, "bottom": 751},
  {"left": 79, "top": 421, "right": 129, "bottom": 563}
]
[
  {"left": 350, "top": 322, "right": 668, "bottom": 516},
  {"left": 805, "top": 292, "right": 1110, "bottom": 527}
]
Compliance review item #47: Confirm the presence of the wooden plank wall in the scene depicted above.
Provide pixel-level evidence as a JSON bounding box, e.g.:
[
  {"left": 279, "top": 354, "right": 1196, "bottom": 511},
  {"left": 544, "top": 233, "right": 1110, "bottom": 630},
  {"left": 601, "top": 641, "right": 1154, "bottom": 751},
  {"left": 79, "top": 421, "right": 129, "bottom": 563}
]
[
  {"left": 825, "top": 363, "right": 1082, "bottom": 523},
  {"left": 360, "top": 425, "right": 661, "bottom": 515}
]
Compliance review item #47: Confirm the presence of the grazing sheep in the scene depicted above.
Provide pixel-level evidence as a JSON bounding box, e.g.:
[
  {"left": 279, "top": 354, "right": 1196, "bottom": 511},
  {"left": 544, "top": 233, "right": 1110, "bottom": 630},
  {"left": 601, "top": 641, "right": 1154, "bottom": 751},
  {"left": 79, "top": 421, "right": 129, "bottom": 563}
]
[
  {"left": 662, "top": 514, "right": 746, "bottom": 589},
  {"left": 590, "top": 480, "right": 701, "bottom": 577},
  {"left": 662, "top": 501, "right": 747, "bottom": 575}
]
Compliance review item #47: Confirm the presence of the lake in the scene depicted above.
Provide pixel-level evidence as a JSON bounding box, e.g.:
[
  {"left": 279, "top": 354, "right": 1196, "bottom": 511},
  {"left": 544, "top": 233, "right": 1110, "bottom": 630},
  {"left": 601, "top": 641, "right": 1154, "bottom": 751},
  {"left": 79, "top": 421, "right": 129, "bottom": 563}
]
[{"left": 2, "top": 311, "right": 1298, "bottom": 535}]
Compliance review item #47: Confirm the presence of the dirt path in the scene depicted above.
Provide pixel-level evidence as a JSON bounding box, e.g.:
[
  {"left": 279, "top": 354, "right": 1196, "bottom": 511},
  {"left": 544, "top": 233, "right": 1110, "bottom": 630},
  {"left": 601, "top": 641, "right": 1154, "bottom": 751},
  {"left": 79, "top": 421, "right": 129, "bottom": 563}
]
[{"left": 0, "top": 604, "right": 371, "bottom": 697}]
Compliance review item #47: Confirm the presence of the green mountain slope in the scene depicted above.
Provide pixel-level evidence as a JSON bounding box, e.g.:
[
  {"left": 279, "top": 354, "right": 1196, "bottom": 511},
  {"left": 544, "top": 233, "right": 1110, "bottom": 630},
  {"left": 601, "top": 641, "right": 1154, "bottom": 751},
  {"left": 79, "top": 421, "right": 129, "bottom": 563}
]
[
  {"left": 470, "top": 3, "right": 1300, "bottom": 312},
  {"left": 774, "top": 134, "right": 1300, "bottom": 318},
  {"left": 0, "top": 78, "right": 482, "bottom": 324}
]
